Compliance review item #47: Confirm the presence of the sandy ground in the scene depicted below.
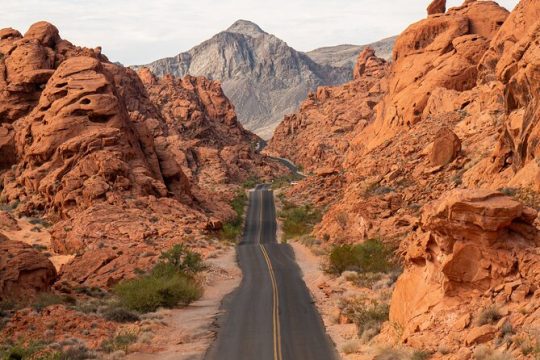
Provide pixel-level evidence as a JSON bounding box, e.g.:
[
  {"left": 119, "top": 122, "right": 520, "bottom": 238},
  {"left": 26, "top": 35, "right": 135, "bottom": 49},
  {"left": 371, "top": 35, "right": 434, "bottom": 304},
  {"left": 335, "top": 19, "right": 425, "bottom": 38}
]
[
  {"left": 126, "top": 246, "right": 241, "bottom": 360},
  {"left": 0, "top": 213, "right": 74, "bottom": 271}
]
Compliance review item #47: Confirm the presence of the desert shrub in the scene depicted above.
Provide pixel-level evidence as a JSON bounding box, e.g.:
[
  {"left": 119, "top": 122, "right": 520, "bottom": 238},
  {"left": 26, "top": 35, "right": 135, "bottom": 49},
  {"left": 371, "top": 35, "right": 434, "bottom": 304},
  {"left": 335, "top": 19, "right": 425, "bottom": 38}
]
[
  {"left": 499, "top": 187, "right": 540, "bottom": 210},
  {"left": 411, "top": 350, "right": 432, "bottom": 360},
  {"left": 341, "top": 297, "right": 389, "bottom": 340},
  {"left": 0, "top": 341, "right": 67, "bottom": 360},
  {"left": 364, "top": 182, "right": 395, "bottom": 197},
  {"left": 279, "top": 202, "right": 321, "bottom": 240},
  {"left": 473, "top": 345, "right": 512, "bottom": 360},
  {"left": 100, "top": 331, "right": 137, "bottom": 353},
  {"left": 242, "top": 177, "right": 259, "bottom": 189},
  {"left": 152, "top": 244, "right": 206, "bottom": 277},
  {"left": 327, "top": 239, "right": 396, "bottom": 275},
  {"left": 271, "top": 173, "right": 303, "bottom": 189},
  {"left": 341, "top": 339, "right": 361, "bottom": 354},
  {"left": 219, "top": 190, "right": 247, "bottom": 241},
  {"left": 114, "top": 245, "right": 204, "bottom": 313},
  {"left": 101, "top": 305, "right": 140, "bottom": 323},
  {"left": 478, "top": 306, "right": 502, "bottom": 326},
  {"left": 114, "top": 272, "right": 201, "bottom": 313},
  {"left": 33, "top": 293, "right": 75, "bottom": 312},
  {"left": 373, "top": 347, "right": 408, "bottom": 360}
]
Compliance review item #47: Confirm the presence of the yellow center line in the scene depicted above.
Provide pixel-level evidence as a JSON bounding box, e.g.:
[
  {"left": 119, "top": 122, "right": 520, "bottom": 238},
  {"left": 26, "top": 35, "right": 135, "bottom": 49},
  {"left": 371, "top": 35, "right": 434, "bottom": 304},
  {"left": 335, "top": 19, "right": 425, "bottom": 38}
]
[{"left": 257, "top": 187, "right": 283, "bottom": 360}]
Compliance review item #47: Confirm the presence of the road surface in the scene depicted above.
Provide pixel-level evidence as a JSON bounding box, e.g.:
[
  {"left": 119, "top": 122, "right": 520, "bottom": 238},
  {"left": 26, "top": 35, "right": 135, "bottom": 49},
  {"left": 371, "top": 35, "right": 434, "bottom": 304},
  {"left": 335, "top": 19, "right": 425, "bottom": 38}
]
[{"left": 206, "top": 185, "right": 337, "bottom": 360}]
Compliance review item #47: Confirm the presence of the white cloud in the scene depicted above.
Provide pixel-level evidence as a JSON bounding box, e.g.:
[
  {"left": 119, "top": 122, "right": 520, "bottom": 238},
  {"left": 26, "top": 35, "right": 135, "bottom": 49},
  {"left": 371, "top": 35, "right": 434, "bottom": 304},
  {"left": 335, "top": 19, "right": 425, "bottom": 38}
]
[{"left": 0, "top": 0, "right": 519, "bottom": 65}]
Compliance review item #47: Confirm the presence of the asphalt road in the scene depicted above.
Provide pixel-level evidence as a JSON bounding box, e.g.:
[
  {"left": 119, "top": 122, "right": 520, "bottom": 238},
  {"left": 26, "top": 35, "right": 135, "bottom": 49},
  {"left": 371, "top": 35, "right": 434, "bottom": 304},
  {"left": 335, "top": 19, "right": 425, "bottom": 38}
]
[{"left": 206, "top": 185, "right": 337, "bottom": 360}]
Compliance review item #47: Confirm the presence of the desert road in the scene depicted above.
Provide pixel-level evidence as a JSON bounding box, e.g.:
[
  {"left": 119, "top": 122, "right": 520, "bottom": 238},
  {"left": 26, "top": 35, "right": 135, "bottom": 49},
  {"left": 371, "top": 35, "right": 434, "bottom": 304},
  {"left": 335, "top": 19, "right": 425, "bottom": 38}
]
[{"left": 206, "top": 184, "right": 338, "bottom": 360}]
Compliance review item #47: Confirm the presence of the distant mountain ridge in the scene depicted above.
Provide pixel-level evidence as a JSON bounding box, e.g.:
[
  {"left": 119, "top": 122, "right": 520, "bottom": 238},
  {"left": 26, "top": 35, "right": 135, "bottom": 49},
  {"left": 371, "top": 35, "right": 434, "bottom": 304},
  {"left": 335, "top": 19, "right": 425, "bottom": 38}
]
[
  {"left": 305, "top": 36, "right": 397, "bottom": 69},
  {"left": 134, "top": 20, "right": 395, "bottom": 139}
]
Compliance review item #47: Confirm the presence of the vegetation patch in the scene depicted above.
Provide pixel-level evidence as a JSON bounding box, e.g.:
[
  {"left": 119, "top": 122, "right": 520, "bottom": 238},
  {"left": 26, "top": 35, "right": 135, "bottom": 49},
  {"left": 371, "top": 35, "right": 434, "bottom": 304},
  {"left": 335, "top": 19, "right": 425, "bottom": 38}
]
[
  {"left": 219, "top": 190, "right": 248, "bottom": 242},
  {"left": 32, "top": 293, "right": 76, "bottom": 312},
  {"left": 278, "top": 201, "right": 321, "bottom": 241},
  {"left": 477, "top": 306, "right": 502, "bottom": 326},
  {"left": 340, "top": 297, "right": 389, "bottom": 340},
  {"left": 271, "top": 173, "right": 303, "bottom": 189},
  {"left": 114, "top": 245, "right": 204, "bottom": 313},
  {"left": 499, "top": 187, "right": 540, "bottom": 210},
  {"left": 326, "top": 239, "right": 397, "bottom": 275},
  {"left": 100, "top": 331, "right": 137, "bottom": 353}
]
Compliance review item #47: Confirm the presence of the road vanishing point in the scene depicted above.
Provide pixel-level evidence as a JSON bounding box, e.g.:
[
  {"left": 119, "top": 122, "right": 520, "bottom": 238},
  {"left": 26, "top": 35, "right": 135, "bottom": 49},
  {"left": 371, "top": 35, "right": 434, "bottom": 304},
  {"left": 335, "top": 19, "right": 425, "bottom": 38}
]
[{"left": 206, "top": 184, "right": 338, "bottom": 360}]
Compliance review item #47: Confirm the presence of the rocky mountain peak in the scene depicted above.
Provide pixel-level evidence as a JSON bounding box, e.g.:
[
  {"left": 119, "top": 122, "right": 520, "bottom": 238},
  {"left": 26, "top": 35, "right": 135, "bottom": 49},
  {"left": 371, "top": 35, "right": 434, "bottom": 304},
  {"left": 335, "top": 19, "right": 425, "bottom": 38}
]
[{"left": 226, "top": 19, "right": 266, "bottom": 37}]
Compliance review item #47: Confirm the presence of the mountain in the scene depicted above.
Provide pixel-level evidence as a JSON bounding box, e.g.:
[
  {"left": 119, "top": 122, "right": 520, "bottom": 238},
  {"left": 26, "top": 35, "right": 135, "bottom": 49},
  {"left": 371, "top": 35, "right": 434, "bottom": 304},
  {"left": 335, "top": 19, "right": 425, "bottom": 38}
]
[
  {"left": 134, "top": 20, "right": 392, "bottom": 139},
  {"left": 305, "top": 36, "right": 397, "bottom": 69}
]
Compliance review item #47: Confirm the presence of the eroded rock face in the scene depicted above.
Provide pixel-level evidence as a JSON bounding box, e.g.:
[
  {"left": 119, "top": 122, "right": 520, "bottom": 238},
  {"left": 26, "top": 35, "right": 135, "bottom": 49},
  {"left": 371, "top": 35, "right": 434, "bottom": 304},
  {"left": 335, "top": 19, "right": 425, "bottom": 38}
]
[
  {"left": 0, "top": 234, "right": 57, "bottom": 300},
  {"left": 0, "top": 22, "right": 284, "bottom": 288},
  {"left": 267, "top": 47, "right": 388, "bottom": 173},
  {"left": 364, "top": 1, "right": 509, "bottom": 149},
  {"left": 484, "top": 0, "right": 540, "bottom": 185},
  {"left": 390, "top": 190, "right": 540, "bottom": 351}
]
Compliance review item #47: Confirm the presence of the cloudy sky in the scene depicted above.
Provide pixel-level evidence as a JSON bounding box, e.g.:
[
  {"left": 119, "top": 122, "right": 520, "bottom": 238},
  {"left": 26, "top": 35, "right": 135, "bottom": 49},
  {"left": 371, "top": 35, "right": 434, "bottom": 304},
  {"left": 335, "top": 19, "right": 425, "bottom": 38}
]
[{"left": 2, "top": 0, "right": 519, "bottom": 65}]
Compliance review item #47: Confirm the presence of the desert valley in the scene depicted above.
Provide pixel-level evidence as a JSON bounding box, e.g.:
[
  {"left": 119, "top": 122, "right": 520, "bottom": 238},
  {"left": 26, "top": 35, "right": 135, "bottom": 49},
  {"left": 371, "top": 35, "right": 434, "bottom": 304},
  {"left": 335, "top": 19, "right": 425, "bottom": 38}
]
[{"left": 0, "top": 0, "right": 539, "bottom": 359}]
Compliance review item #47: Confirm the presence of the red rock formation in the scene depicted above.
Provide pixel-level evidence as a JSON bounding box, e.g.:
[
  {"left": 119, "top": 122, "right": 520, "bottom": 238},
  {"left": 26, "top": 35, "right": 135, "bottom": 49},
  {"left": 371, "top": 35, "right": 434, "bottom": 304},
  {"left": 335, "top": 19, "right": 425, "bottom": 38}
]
[
  {"left": 427, "top": 0, "right": 446, "bottom": 15},
  {"left": 0, "top": 304, "right": 116, "bottom": 349},
  {"left": 390, "top": 190, "right": 540, "bottom": 351},
  {"left": 266, "top": 47, "right": 388, "bottom": 173},
  {"left": 0, "top": 21, "right": 285, "bottom": 289},
  {"left": 362, "top": 1, "right": 509, "bottom": 150},
  {"left": 0, "top": 234, "right": 57, "bottom": 300}
]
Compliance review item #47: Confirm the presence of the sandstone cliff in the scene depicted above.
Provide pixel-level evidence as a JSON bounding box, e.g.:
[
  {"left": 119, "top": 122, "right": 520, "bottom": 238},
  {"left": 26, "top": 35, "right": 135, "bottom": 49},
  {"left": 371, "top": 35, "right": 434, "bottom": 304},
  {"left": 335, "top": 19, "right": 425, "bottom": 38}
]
[{"left": 270, "top": 0, "right": 540, "bottom": 355}]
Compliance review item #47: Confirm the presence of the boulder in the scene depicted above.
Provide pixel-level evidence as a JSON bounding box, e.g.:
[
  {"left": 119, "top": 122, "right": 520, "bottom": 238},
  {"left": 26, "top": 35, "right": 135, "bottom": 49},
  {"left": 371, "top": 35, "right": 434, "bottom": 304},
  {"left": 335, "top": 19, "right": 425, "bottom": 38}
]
[
  {"left": 427, "top": 0, "right": 446, "bottom": 15},
  {"left": 0, "top": 235, "right": 57, "bottom": 300},
  {"left": 429, "top": 128, "right": 461, "bottom": 166},
  {"left": 390, "top": 189, "right": 540, "bottom": 342}
]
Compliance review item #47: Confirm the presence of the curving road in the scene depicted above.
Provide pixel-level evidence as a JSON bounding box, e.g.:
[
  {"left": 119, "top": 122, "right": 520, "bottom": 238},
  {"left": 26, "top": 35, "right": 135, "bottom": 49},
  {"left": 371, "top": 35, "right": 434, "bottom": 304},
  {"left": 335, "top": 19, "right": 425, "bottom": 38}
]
[{"left": 205, "top": 185, "right": 337, "bottom": 360}]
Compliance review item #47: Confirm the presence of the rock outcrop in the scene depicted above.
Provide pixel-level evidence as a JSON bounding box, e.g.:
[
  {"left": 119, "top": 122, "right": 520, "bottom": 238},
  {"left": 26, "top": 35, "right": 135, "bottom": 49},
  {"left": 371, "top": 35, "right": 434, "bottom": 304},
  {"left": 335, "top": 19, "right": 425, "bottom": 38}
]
[
  {"left": 390, "top": 190, "right": 540, "bottom": 352},
  {"left": 266, "top": 47, "right": 388, "bottom": 173},
  {"left": 427, "top": 0, "right": 446, "bottom": 15},
  {"left": 269, "top": 0, "right": 540, "bottom": 354},
  {"left": 0, "top": 22, "right": 284, "bottom": 288},
  {"left": 0, "top": 234, "right": 57, "bottom": 300}
]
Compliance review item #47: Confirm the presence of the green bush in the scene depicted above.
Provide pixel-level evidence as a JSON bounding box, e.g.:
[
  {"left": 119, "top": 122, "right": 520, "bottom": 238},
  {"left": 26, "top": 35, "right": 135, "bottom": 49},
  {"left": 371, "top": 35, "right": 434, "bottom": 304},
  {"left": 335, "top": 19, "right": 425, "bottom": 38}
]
[
  {"left": 113, "top": 245, "right": 204, "bottom": 313},
  {"left": 33, "top": 293, "right": 75, "bottom": 312},
  {"left": 219, "top": 190, "right": 248, "bottom": 241},
  {"left": 327, "top": 239, "right": 396, "bottom": 275},
  {"left": 271, "top": 173, "right": 303, "bottom": 189},
  {"left": 0, "top": 341, "right": 66, "bottom": 360},
  {"left": 153, "top": 244, "right": 206, "bottom": 277},
  {"left": 114, "top": 273, "right": 201, "bottom": 313},
  {"left": 279, "top": 202, "right": 321, "bottom": 240}
]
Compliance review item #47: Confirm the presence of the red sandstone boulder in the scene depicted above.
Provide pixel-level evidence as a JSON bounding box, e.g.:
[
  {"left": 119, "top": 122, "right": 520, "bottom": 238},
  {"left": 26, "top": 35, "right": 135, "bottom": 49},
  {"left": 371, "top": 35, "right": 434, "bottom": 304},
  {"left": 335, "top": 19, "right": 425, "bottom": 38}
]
[
  {"left": 390, "top": 189, "right": 540, "bottom": 349},
  {"left": 427, "top": 0, "right": 446, "bottom": 15},
  {"left": 429, "top": 128, "right": 461, "bottom": 166},
  {"left": 0, "top": 234, "right": 57, "bottom": 300}
]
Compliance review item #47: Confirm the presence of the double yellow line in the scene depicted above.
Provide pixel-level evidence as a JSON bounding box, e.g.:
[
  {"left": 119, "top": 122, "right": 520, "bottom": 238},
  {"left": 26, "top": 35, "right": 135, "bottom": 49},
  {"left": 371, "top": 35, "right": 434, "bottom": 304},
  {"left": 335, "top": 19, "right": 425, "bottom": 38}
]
[{"left": 257, "top": 188, "right": 283, "bottom": 360}]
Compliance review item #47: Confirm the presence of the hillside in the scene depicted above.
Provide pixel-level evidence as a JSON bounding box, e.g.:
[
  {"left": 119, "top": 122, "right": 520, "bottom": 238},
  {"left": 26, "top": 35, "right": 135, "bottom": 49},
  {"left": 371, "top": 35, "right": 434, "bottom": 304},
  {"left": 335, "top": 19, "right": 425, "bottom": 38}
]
[{"left": 268, "top": 0, "right": 540, "bottom": 356}]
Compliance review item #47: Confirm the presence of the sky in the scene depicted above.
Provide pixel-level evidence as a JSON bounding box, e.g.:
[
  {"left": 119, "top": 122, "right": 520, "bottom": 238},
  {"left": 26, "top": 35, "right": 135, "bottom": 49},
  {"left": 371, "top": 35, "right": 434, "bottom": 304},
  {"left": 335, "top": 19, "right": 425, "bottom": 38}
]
[{"left": 1, "top": 0, "right": 519, "bottom": 65}]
